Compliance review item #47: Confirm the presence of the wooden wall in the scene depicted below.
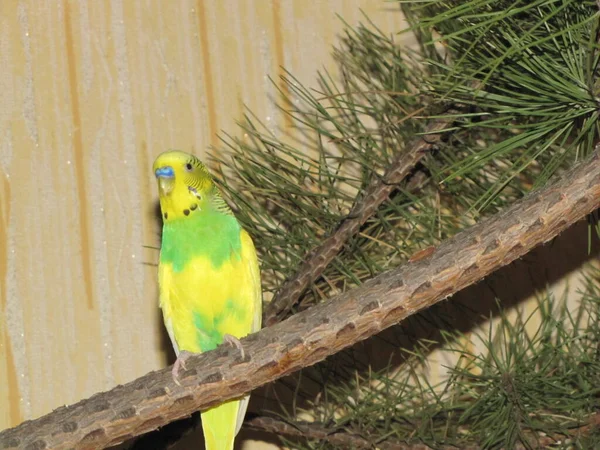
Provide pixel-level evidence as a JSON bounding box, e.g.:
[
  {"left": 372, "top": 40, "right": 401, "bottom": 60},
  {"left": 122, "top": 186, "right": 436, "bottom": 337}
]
[{"left": 0, "top": 0, "right": 409, "bottom": 447}]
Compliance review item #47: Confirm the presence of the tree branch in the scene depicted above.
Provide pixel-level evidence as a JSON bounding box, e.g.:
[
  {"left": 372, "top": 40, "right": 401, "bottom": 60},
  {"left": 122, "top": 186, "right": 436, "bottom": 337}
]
[
  {"left": 1, "top": 148, "right": 599, "bottom": 450},
  {"left": 245, "top": 416, "right": 440, "bottom": 449},
  {"left": 264, "top": 115, "right": 454, "bottom": 326},
  {"left": 246, "top": 412, "right": 600, "bottom": 449}
]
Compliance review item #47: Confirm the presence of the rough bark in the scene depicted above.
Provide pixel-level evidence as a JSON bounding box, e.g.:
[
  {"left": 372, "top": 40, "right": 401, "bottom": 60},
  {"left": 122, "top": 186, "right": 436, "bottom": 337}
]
[{"left": 1, "top": 148, "right": 599, "bottom": 450}]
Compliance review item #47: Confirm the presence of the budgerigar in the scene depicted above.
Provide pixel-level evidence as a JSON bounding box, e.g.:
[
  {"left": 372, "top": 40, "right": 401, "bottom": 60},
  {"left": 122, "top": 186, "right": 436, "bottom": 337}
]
[{"left": 153, "top": 150, "right": 262, "bottom": 450}]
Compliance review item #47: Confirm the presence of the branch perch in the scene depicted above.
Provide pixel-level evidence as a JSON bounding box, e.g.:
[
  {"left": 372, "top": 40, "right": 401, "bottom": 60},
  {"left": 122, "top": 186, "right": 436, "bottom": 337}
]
[
  {"left": 264, "top": 116, "right": 454, "bottom": 326},
  {"left": 2, "top": 148, "right": 599, "bottom": 449}
]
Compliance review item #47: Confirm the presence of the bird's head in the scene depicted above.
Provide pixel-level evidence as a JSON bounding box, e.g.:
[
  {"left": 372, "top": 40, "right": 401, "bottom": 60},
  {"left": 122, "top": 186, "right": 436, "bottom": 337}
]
[{"left": 153, "top": 150, "right": 215, "bottom": 222}]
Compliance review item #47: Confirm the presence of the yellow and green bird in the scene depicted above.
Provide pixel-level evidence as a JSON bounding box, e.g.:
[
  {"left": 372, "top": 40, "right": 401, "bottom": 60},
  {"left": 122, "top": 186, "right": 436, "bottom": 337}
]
[{"left": 153, "top": 150, "right": 262, "bottom": 450}]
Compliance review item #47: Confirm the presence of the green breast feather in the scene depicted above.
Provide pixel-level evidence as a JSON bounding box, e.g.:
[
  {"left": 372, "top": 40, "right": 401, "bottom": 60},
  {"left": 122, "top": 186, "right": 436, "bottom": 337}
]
[{"left": 160, "top": 210, "right": 242, "bottom": 272}]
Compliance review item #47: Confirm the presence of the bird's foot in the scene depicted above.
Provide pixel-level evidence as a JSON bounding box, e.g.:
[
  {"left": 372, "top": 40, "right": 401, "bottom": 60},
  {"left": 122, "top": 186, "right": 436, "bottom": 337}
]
[
  {"left": 171, "top": 350, "right": 194, "bottom": 386},
  {"left": 223, "top": 334, "right": 245, "bottom": 360}
]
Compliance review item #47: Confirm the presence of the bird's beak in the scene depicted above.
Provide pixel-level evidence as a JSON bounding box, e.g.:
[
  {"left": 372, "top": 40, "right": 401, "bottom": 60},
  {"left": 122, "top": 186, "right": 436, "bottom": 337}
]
[{"left": 155, "top": 166, "right": 175, "bottom": 195}]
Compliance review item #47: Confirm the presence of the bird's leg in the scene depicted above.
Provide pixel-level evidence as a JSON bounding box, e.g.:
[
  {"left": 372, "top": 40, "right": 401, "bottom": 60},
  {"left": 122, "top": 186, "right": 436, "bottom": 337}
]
[
  {"left": 171, "top": 350, "right": 194, "bottom": 385},
  {"left": 223, "top": 334, "right": 245, "bottom": 359}
]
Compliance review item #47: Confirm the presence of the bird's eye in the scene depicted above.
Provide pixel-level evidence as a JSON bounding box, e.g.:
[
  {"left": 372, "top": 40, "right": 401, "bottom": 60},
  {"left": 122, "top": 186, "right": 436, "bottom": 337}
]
[{"left": 185, "top": 163, "right": 193, "bottom": 171}]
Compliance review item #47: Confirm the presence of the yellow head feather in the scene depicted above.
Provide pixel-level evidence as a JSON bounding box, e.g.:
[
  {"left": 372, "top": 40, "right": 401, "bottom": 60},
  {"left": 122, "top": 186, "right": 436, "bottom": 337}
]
[{"left": 153, "top": 150, "right": 216, "bottom": 222}]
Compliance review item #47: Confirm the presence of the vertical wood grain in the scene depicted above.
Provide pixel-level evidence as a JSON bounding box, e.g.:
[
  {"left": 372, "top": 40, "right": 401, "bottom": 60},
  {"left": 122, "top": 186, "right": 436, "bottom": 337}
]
[{"left": 196, "top": 0, "right": 218, "bottom": 148}]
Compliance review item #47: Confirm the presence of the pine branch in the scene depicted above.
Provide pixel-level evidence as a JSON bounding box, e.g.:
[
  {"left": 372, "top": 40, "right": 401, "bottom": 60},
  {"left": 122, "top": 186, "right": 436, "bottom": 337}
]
[
  {"left": 1, "top": 147, "right": 599, "bottom": 450},
  {"left": 245, "top": 415, "right": 439, "bottom": 449},
  {"left": 264, "top": 115, "right": 454, "bottom": 326},
  {"left": 246, "top": 412, "right": 600, "bottom": 449}
]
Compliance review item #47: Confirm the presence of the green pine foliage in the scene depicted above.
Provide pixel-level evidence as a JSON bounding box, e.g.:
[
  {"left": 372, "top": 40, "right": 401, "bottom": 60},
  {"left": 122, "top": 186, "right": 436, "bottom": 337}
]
[
  {"left": 415, "top": 0, "right": 600, "bottom": 213},
  {"left": 278, "top": 274, "right": 600, "bottom": 449},
  {"left": 214, "top": 1, "right": 600, "bottom": 448}
]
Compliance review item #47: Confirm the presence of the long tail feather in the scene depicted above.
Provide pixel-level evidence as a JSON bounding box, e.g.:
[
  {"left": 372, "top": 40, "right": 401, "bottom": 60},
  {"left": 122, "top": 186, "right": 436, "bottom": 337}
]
[{"left": 201, "top": 399, "right": 241, "bottom": 450}]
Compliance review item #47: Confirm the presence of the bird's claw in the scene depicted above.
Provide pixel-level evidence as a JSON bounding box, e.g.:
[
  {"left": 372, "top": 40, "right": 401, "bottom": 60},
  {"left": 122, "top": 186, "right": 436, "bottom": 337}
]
[
  {"left": 223, "top": 334, "right": 245, "bottom": 359},
  {"left": 171, "top": 350, "right": 194, "bottom": 386}
]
